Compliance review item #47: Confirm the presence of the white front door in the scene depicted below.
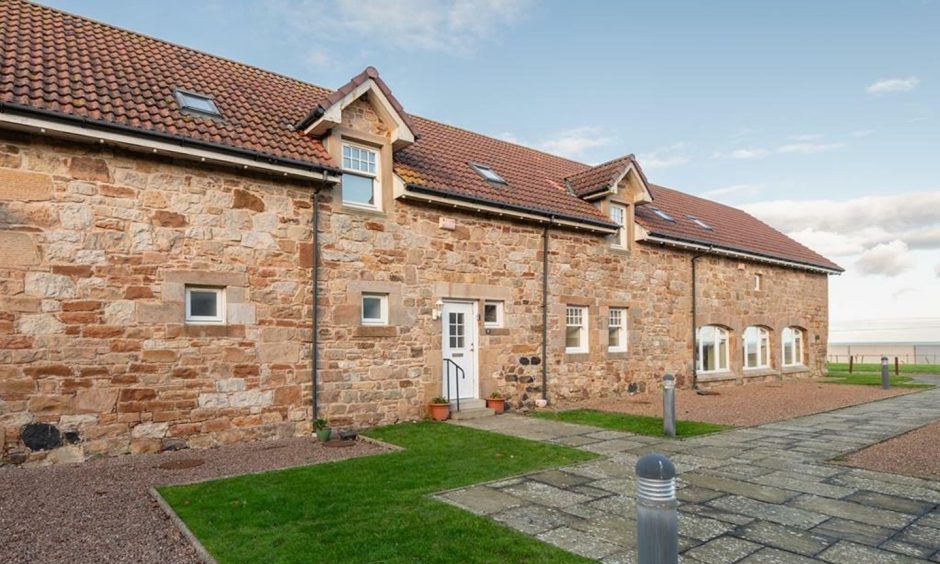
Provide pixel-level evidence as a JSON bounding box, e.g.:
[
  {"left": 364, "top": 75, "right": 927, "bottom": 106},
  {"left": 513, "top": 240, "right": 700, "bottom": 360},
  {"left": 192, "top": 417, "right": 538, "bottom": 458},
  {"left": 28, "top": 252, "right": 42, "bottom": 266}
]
[{"left": 441, "top": 301, "right": 477, "bottom": 401}]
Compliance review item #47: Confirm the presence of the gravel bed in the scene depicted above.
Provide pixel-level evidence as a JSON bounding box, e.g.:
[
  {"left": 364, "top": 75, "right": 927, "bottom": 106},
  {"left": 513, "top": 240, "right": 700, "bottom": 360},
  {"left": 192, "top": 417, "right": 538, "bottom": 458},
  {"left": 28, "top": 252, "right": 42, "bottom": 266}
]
[
  {"left": 840, "top": 420, "right": 940, "bottom": 480},
  {"left": 0, "top": 436, "right": 386, "bottom": 563},
  {"left": 556, "top": 379, "right": 916, "bottom": 427}
]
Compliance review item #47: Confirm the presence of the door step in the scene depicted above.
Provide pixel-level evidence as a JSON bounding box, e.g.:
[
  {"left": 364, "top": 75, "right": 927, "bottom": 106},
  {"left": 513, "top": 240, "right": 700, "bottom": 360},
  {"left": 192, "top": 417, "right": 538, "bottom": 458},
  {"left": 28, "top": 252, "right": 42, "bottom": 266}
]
[
  {"left": 451, "top": 398, "right": 485, "bottom": 410},
  {"left": 450, "top": 407, "right": 496, "bottom": 420}
]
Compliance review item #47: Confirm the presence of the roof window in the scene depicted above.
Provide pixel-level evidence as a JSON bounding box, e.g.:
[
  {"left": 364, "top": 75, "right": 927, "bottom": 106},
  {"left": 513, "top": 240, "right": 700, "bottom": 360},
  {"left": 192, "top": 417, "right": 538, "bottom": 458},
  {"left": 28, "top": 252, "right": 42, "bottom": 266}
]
[
  {"left": 174, "top": 89, "right": 221, "bottom": 118},
  {"left": 469, "top": 163, "right": 507, "bottom": 185},
  {"left": 687, "top": 215, "right": 713, "bottom": 230},
  {"left": 649, "top": 207, "right": 675, "bottom": 222}
]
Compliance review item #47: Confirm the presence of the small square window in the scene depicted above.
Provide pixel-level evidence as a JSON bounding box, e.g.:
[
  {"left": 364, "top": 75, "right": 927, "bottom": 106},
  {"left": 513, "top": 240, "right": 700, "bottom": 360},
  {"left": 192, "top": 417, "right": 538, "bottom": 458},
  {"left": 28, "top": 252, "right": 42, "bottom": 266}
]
[
  {"left": 754, "top": 273, "right": 762, "bottom": 291},
  {"left": 610, "top": 203, "right": 628, "bottom": 249},
  {"left": 687, "top": 215, "right": 713, "bottom": 231},
  {"left": 608, "top": 307, "right": 627, "bottom": 352},
  {"left": 174, "top": 89, "right": 222, "bottom": 118},
  {"left": 361, "top": 293, "right": 388, "bottom": 325},
  {"left": 469, "top": 163, "right": 507, "bottom": 185},
  {"left": 185, "top": 286, "right": 225, "bottom": 324},
  {"left": 484, "top": 301, "right": 504, "bottom": 328},
  {"left": 649, "top": 206, "right": 675, "bottom": 222}
]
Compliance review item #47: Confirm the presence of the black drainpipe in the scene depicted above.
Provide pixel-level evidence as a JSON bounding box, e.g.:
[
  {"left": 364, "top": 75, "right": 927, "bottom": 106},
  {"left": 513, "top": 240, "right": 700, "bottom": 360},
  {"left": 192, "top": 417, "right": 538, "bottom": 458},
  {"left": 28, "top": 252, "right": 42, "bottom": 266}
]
[
  {"left": 311, "top": 188, "right": 320, "bottom": 422},
  {"left": 690, "top": 249, "right": 711, "bottom": 391},
  {"left": 542, "top": 222, "right": 551, "bottom": 401}
]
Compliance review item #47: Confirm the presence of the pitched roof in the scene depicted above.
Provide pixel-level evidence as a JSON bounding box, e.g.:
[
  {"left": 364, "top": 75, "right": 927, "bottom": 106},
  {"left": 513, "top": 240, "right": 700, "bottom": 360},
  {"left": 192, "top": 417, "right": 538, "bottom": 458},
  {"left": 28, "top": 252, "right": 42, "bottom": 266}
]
[
  {"left": 637, "top": 185, "right": 843, "bottom": 271},
  {"left": 0, "top": 0, "right": 840, "bottom": 271},
  {"left": 565, "top": 154, "right": 644, "bottom": 197}
]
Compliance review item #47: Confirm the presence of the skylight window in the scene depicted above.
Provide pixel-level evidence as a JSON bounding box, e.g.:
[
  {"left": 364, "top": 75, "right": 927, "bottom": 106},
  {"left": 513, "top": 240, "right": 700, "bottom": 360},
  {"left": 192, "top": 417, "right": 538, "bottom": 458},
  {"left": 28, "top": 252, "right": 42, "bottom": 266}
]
[
  {"left": 687, "top": 215, "right": 713, "bottom": 230},
  {"left": 174, "top": 89, "right": 221, "bottom": 118},
  {"left": 649, "top": 207, "right": 675, "bottom": 222},
  {"left": 469, "top": 163, "right": 507, "bottom": 185}
]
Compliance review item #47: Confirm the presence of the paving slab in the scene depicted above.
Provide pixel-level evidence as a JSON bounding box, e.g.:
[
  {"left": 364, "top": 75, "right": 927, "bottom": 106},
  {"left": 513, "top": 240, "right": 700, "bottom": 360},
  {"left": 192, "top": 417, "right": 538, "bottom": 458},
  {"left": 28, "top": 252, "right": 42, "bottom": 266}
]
[
  {"left": 818, "top": 540, "right": 930, "bottom": 563},
  {"left": 811, "top": 517, "right": 896, "bottom": 546},
  {"left": 737, "top": 547, "right": 821, "bottom": 563},
  {"left": 790, "top": 494, "right": 915, "bottom": 529},
  {"left": 708, "top": 495, "right": 829, "bottom": 529},
  {"left": 734, "top": 520, "right": 834, "bottom": 556},
  {"left": 537, "top": 526, "right": 623, "bottom": 559},
  {"left": 682, "top": 535, "right": 763, "bottom": 563},
  {"left": 845, "top": 490, "right": 935, "bottom": 515},
  {"left": 437, "top": 485, "right": 524, "bottom": 515},
  {"left": 682, "top": 473, "right": 797, "bottom": 504},
  {"left": 491, "top": 504, "right": 576, "bottom": 534}
]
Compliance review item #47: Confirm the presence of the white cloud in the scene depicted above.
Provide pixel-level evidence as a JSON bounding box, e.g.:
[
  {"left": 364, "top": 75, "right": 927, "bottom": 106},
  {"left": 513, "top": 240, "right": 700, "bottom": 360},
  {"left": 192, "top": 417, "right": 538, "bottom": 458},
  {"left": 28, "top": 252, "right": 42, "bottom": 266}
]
[
  {"left": 851, "top": 129, "right": 875, "bottom": 138},
  {"left": 304, "top": 48, "right": 333, "bottom": 69},
  {"left": 713, "top": 148, "right": 769, "bottom": 160},
  {"left": 271, "top": 0, "right": 531, "bottom": 55},
  {"left": 866, "top": 77, "right": 920, "bottom": 94},
  {"left": 741, "top": 192, "right": 940, "bottom": 274},
  {"left": 776, "top": 142, "right": 846, "bottom": 154},
  {"left": 701, "top": 184, "right": 763, "bottom": 199},
  {"left": 855, "top": 241, "right": 917, "bottom": 276},
  {"left": 495, "top": 131, "right": 525, "bottom": 145},
  {"left": 538, "top": 127, "right": 613, "bottom": 160},
  {"left": 638, "top": 143, "right": 690, "bottom": 171}
]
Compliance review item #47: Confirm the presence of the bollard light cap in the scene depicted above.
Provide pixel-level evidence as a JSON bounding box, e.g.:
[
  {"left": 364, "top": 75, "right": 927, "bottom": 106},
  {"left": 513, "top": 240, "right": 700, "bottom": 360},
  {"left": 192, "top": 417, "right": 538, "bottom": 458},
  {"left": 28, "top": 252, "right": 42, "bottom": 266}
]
[
  {"left": 663, "top": 373, "right": 675, "bottom": 389},
  {"left": 635, "top": 452, "right": 676, "bottom": 480}
]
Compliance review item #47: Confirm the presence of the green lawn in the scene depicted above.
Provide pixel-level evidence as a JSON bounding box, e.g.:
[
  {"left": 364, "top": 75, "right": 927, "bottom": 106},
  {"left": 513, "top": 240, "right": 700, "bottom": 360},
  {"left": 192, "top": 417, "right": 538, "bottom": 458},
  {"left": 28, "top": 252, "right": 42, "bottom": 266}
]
[
  {"left": 158, "top": 422, "right": 596, "bottom": 563},
  {"left": 822, "top": 372, "right": 932, "bottom": 389},
  {"left": 827, "top": 362, "right": 940, "bottom": 375},
  {"left": 529, "top": 408, "right": 728, "bottom": 437}
]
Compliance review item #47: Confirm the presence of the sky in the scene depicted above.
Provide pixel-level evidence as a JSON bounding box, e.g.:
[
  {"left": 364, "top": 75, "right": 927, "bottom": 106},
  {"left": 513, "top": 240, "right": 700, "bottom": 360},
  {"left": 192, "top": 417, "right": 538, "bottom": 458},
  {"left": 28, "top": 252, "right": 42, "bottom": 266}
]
[{"left": 42, "top": 0, "right": 940, "bottom": 341}]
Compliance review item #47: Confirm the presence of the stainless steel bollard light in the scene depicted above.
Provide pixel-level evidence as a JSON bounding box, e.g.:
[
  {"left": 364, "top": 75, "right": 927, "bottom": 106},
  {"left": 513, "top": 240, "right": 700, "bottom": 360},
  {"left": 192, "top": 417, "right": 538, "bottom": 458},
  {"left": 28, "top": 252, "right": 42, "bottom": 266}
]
[
  {"left": 881, "top": 356, "right": 890, "bottom": 389},
  {"left": 636, "top": 453, "right": 678, "bottom": 564},
  {"left": 662, "top": 374, "right": 676, "bottom": 438}
]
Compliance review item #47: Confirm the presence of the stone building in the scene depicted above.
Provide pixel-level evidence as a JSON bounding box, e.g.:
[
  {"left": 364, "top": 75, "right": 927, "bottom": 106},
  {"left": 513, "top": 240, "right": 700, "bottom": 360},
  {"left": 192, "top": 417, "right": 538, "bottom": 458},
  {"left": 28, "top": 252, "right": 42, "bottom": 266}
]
[{"left": 0, "top": 1, "right": 841, "bottom": 465}]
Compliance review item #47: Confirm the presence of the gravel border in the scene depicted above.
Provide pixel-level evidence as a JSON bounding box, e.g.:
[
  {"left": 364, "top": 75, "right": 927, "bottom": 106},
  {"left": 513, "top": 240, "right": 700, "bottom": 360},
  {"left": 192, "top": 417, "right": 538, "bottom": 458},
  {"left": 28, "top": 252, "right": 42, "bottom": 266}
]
[
  {"left": 0, "top": 435, "right": 387, "bottom": 563},
  {"left": 838, "top": 419, "right": 940, "bottom": 480},
  {"left": 554, "top": 379, "right": 918, "bottom": 427}
]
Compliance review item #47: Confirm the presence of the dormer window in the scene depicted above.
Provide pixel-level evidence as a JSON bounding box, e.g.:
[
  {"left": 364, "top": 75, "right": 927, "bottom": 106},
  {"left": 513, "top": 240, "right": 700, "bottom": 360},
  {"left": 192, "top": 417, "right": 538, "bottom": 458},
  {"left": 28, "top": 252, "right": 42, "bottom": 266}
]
[
  {"left": 649, "top": 207, "right": 675, "bottom": 223},
  {"left": 687, "top": 215, "right": 713, "bottom": 230},
  {"left": 341, "top": 142, "right": 380, "bottom": 210},
  {"left": 174, "top": 89, "right": 221, "bottom": 118},
  {"left": 469, "top": 163, "right": 507, "bottom": 185}
]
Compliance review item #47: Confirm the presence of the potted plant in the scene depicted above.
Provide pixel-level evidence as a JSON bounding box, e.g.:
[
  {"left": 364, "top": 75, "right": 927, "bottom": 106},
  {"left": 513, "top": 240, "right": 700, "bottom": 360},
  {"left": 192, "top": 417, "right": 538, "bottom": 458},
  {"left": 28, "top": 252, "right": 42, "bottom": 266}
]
[
  {"left": 485, "top": 391, "right": 506, "bottom": 415},
  {"left": 428, "top": 396, "right": 450, "bottom": 421},
  {"left": 314, "top": 418, "right": 332, "bottom": 442}
]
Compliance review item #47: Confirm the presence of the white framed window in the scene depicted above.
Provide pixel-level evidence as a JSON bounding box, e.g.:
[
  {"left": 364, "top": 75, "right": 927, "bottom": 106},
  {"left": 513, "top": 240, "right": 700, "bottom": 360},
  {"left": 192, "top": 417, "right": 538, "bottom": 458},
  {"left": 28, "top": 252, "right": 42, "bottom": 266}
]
[
  {"left": 469, "top": 163, "right": 507, "bottom": 185},
  {"left": 782, "top": 327, "right": 804, "bottom": 366},
  {"left": 609, "top": 203, "right": 628, "bottom": 249},
  {"left": 174, "top": 89, "right": 222, "bottom": 118},
  {"left": 754, "top": 273, "right": 762, "bottom": 291},
  {"left": 565, "top": 306, "right": 588, "bottom": 354},
  {"left": 696, "top": 325, "right": 729, "bottom": 373},
  {"left": 607, "top": 307, "right": 627, "bottom": 352},
  {"left": 361, "top": 293, "right": 388, "bottom": 325},
  {"left": 341, "top": 142, "right": 380, "bottom": 210},
  {"left": 743, "top": 326, "right": 770, "bottom": 369},
  {"left": 185, "top": 286, "right": 225, "bottom": 324},
  {"left": 483, "top": 300, "right": 504, "bottom": 328}
]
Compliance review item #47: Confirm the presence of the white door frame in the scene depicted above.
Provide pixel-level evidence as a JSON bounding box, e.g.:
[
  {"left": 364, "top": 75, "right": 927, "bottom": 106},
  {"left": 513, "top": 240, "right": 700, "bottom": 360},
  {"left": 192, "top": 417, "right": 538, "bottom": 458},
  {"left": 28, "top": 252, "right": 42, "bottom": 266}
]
[{"left": 441, "top": 299, "right": 479, "bottom": 400}]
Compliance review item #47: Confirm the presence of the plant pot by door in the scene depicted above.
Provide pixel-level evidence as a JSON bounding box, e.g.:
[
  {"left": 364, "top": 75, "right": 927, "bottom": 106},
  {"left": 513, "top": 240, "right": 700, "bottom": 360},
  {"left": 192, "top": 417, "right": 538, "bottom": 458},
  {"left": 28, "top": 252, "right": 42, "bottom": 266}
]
[
  {"left": 316, "top": 428, "right": 332, "bottom": 442},
  {"left": 485, "top": 397, "right": 505, "bottom": 415},
  {"left": 428, "top": 403, "right": 450, "bottom": 421}
]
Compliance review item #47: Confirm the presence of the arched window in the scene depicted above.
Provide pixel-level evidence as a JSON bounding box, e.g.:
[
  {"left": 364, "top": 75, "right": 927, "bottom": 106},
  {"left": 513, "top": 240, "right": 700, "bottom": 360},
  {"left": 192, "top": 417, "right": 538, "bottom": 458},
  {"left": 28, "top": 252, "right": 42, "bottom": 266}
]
[
  {"left": 782, "top": 327, "right": 805, "bottom": 366},
  {"left": 696, "top": 325, "right": 729, "bottom": 373},
  {"left": 743, "top": 326, "right": 770, "bottom": 369}
]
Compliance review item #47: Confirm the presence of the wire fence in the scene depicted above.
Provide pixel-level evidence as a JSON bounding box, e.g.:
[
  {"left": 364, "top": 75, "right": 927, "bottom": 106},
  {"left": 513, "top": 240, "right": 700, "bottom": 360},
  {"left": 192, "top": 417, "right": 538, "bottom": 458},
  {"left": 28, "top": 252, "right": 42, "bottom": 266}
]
[{"left": 827, "top": 354, "right": 940, "bottom": 365}]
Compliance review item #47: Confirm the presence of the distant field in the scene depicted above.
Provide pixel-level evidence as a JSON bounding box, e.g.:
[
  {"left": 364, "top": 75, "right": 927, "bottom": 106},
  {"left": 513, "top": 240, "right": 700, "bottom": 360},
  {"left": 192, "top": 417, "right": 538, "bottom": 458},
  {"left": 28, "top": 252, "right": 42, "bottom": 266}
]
[{"left": 827, "top": 362, "right": 940, "bottom": 375}]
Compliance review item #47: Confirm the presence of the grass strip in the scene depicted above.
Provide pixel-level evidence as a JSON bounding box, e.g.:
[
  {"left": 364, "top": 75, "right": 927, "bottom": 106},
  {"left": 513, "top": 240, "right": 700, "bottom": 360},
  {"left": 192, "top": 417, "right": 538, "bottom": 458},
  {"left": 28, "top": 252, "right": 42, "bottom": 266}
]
[{"left": 529, "top": 408, "right": 729, "bottom": 437}]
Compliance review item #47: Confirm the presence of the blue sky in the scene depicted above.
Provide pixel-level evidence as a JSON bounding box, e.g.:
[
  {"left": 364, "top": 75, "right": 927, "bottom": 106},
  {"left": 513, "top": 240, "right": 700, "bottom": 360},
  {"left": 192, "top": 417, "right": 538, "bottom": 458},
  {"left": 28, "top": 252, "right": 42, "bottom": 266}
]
[{"left": 42, "top": 0, "right": 940, "bottom": 335}]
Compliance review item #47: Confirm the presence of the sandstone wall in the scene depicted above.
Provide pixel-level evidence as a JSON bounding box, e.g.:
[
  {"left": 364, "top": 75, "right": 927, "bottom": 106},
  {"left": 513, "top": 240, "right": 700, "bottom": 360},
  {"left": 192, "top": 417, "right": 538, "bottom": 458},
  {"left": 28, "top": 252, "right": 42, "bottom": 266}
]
[{"left": 0, "top": 129, "right": 831, "bottom": 465}]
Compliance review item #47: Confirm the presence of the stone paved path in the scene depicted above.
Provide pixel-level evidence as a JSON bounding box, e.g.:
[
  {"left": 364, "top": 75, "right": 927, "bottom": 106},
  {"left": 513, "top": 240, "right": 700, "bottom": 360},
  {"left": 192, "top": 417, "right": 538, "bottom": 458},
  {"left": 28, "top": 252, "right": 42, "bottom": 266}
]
[{"left": 440, "top": 388, "right": 940, "bottom": 562}]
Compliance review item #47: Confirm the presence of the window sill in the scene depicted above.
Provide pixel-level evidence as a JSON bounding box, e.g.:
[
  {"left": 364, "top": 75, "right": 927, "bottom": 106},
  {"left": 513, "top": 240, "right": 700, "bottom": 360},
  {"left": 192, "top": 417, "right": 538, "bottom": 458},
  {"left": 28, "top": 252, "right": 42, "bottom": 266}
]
[
  {"left": 609, "top": 246, "right": 630, "bottom": 255},
  {"left": 607, "top": 351, "right": 629, "bottom": 359},
  {"left": 484, "top": 327, "right": 510, "bottom": 336},
  {"left": 782, "top": 365, "right": 809, "bottom": 375},
  {"left": 564, "top": 352, "right": 590, "bottom": 361},
  {"left": 341, "top": 203, "right": 384, "bottom": 216},
  {"left": 742, "top": 367, "right": 779, "bottom": 379},
  {"left": 184, "top": 324, "right": 242, "bottom": 338},
  {"left": 354, "top": 325, "right": 396, "bottom": 338},
  {"left": 697, "top": 370, "right": 735, "bottom": 382}
]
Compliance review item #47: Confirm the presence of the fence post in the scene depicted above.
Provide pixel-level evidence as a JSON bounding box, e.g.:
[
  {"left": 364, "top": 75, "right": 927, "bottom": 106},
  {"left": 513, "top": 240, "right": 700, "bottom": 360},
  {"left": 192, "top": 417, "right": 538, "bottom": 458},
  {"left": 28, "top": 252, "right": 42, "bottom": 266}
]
[
  {"left": 881, "top": 356, "right": 890, "bottom": 389},
  {"left": 849, "top": 356, "right": 853, "bottom": 374},
  {"left": 662, "top": 374, "right": 676, "bottom": 438},
  {"left": 636, "top": 453, "right": 678, "bottom": 564},
  {"left": 895, "top": 357, "right": 899, "bottom": 376}
]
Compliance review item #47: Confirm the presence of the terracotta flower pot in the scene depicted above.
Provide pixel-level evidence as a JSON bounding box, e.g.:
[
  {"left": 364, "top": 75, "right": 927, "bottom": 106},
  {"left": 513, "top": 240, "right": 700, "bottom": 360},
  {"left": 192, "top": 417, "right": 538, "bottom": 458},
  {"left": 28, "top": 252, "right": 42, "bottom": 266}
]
[
  {"left": 428, "top": 403, "right": 450, "bottom": 421},
  {"left": 316, "top": 428, "right": 332, "bottom": 442},
  {"left": 535, "top": 398, "right": 548, "bottom": 408},
  {"left": 485, "top": 397, "right": 505, "bottom": 415}
]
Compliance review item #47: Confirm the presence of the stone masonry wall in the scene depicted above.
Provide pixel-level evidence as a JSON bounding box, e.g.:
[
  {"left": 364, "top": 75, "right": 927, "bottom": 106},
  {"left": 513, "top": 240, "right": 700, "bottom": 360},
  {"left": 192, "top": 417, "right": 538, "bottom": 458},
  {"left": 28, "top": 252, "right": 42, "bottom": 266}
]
[
  {"left": 0, "top": 131, "right": 317, "bottom": 465},
  {"left": 0, "top": 126, "right": 831, "bottom": 466}
]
